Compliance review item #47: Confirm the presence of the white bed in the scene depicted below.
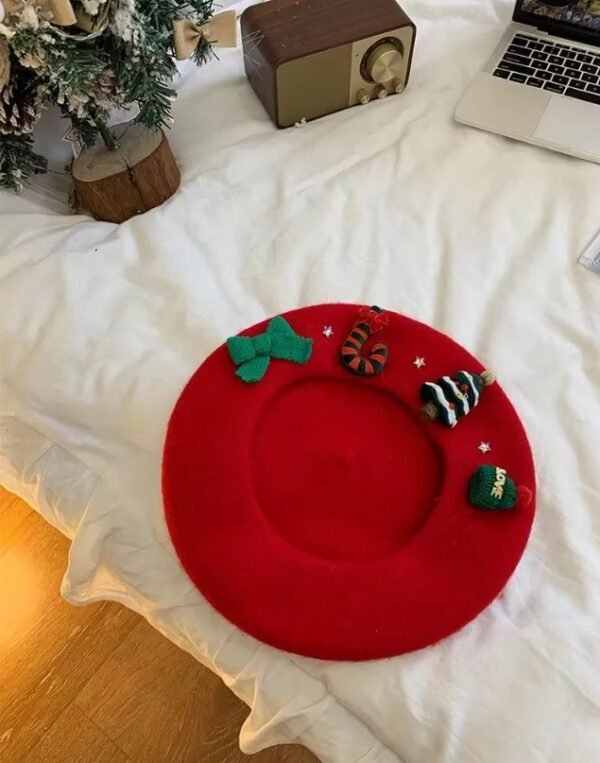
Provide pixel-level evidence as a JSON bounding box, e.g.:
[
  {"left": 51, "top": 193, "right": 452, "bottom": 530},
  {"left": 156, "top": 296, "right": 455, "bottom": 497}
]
[{"left": 2, "top": 0, "right": 599, "bottom": 760}]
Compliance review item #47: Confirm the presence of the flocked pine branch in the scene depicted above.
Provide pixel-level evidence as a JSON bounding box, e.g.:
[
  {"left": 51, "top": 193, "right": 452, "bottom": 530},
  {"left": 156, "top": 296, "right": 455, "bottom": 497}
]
[
  {"left": 0, "top": 133, "right": 47, "bottom": 191},
  {"left": 105, "top": 0, "right": 215, "bottom": 131},
  {"left": 0, "top": 0, "right": 216, "bottom": 190}
]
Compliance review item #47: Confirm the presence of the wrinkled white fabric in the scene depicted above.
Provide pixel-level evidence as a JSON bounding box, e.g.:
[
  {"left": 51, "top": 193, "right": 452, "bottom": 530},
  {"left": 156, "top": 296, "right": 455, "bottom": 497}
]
[{"left": 1, "top": 1, "right": 599, "bottom": 761}]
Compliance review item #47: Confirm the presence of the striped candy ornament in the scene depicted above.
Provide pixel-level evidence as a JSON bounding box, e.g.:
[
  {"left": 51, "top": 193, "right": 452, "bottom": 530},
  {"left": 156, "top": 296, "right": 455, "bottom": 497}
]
[
  {"left": 340, "top": 306, "right": 389, "bottom": 377},
  {"left": 421, "top": 369, "right": 496, "bottom": 427}
]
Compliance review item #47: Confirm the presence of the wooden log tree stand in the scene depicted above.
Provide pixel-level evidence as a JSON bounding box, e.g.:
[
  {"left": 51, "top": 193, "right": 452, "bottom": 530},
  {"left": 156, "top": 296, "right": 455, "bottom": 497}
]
[{"left": 72, "top": 124, "right": 181, "bottom": 224}]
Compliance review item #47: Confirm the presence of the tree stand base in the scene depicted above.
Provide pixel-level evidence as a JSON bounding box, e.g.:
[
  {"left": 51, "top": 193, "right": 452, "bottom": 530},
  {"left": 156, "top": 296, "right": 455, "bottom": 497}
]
[{"left": 72, "top": 125, "right": 181, "bottom": 223}]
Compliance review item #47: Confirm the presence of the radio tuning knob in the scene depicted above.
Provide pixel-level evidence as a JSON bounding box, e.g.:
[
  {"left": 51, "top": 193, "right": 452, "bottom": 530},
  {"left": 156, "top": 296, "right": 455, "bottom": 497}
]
[
  {"left": 375, "top": 85, "right": 388, "bottom": 99},
  {"left": 366, "top": 42, "right": 404, "bottom": 84},
  {"left": 357, "top": 89, "right": 370, "bottom": 105},
  {"left": 392, "top": 77, "right": 405, "bottom": 94}
]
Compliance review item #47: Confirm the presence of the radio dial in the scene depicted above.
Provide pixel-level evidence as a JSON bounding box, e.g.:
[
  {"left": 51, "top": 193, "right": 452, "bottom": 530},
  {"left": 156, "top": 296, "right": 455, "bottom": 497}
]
[
  {"left": 366, "top": 42, "right": 404, "bottom": 84},
  {"left": 392, "top": 77, "right": 405, "bottom": 94}
]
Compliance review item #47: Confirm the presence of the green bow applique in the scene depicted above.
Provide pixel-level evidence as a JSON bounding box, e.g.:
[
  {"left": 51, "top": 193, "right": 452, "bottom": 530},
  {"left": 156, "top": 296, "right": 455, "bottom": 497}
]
[{"left": 227, "top": 316, "right": 313, "bottom": 383}]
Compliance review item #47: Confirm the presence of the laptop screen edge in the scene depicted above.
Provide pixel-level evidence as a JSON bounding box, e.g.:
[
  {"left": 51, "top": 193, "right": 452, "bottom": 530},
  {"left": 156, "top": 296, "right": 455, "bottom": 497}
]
[{"left": 513, "top": 0, "right": 600, "bottom": 46}]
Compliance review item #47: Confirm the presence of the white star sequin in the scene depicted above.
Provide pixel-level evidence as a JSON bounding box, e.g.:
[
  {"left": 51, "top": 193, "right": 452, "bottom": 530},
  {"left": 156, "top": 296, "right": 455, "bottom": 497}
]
[
  {"left": 322, "top": 325, "right": 334, "bottom": 338},
  {"left": 413, "top": 357, "right": 426, "bottom": 368},
  {"left": 478, "top": 442, "right": 492, "bottom": 454}
]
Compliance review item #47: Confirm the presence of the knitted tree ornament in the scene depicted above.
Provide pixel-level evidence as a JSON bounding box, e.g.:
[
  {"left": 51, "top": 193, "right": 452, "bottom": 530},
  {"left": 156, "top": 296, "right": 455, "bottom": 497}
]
[
  {"left": 469, "top": 466, "right": 518, "bottom": 511},
  {"left": 227, "top": 316, "right": 313, "bottom": 383},
  {"left": 340, "top": 305, "right": 389, "bottom": 376},
  {"left": 421, "top": 370, "right": 496, "bottom": 427}
]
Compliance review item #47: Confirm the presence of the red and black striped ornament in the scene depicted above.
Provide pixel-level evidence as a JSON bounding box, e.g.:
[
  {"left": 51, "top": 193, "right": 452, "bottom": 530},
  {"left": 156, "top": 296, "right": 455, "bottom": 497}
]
[{"left": 340, "top": 305, "right": 389, "bottom": 376}]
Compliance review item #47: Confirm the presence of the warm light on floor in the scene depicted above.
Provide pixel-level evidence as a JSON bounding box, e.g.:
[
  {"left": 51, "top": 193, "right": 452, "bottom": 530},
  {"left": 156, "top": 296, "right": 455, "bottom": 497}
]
[{"left": 0, "top": 552, "right": 42, "bottom": 648}]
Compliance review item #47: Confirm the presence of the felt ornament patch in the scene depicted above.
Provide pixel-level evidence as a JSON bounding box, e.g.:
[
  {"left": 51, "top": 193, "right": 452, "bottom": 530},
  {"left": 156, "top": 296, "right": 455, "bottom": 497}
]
[
  {"left": 469, "top": 465, "right": 518, "bottom": 511},
  {"left": 340, "top": 305, "right": 389, "bottom": 376},
  {"left": 421, "top": 370, "right": 496, "bottom": 427},
  {"left": 227, "top": 316, "right": 313, "bottom": 383},
  {"left": 163, "top": 304, "right": 536, "bottom": 661}
]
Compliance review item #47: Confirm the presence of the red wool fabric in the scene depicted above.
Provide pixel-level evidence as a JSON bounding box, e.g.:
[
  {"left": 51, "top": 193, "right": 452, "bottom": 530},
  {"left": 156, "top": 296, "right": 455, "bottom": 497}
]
[{"left": 163, "top": 304, "right": 536, "bottom": 661}]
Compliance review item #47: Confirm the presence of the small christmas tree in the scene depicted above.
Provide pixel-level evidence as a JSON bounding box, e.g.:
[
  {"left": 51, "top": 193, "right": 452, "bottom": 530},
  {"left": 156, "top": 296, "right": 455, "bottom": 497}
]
[
  {"left": 0, "top": 0, "right": 223, "bottom": 195},
  {"left": 421, "top": 369, "right": 496, "bottom": 428}
]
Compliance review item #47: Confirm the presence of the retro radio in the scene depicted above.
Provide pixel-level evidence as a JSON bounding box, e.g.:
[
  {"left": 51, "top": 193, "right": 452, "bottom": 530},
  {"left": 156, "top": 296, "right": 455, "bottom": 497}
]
[{"left": 241, "top": 0, "right": 416, "bottom": 128}]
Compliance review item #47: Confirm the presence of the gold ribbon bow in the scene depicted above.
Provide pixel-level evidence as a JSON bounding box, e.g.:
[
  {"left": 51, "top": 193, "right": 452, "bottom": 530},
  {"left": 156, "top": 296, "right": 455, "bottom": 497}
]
[
  {"left": 3, "top": 0, "right": 77, "bottom": 26},
  {"left": 2, "top": 0, "right": 109, "bottom": 46},
  {"left": 173, "top": 10, "right": 237, "bottom": 61}
]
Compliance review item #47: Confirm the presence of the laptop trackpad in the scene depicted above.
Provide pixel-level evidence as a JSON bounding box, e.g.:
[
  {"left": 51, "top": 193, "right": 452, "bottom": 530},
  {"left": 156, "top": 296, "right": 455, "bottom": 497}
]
[{"left": 534, "top": 95, "right": 600, "bottom": 156}]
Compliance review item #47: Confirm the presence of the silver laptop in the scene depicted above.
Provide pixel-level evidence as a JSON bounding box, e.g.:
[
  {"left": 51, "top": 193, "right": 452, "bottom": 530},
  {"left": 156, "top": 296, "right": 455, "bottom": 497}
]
[{"left": 455, "top": 1, "right": 600, "bottom": 162}]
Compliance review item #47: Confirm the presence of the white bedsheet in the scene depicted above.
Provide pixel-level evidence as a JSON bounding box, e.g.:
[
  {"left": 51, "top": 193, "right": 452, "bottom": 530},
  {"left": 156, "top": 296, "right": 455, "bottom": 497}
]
[{"left": 1, "top": 1, "right": 599, "bottom": 760}]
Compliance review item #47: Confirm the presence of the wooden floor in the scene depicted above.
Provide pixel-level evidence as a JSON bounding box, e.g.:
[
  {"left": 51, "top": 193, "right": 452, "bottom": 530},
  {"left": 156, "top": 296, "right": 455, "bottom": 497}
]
[{"left": 0, "top": 489, "right": 317, "bottom": 763}]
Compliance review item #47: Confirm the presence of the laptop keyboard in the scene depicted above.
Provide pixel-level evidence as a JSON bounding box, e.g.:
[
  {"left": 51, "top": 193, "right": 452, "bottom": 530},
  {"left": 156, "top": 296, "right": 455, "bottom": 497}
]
[{"left": 494, "top": 33, "right": 600, "bottom": 106}]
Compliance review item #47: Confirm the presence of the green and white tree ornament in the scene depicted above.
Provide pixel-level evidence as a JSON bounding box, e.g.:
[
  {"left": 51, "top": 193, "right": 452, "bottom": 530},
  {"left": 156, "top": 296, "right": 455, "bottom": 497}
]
[{"left": 421, "top": 369, "right": 496, "bottom": 428}]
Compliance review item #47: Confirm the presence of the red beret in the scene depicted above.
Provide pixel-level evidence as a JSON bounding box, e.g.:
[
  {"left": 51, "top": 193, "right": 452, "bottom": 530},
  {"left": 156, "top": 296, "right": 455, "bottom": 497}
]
[{"left": 163, "top": 304, "right": 535, "bottom": 661}]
